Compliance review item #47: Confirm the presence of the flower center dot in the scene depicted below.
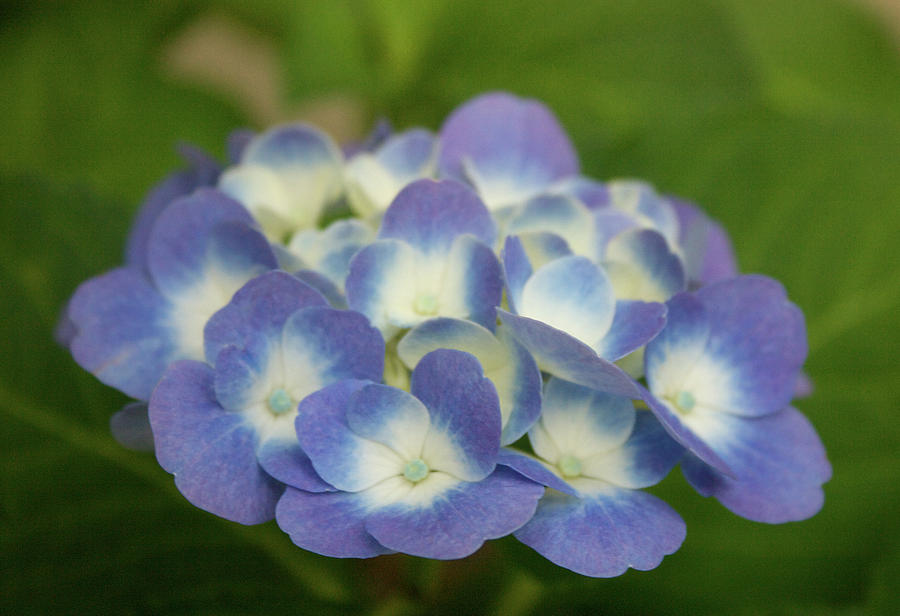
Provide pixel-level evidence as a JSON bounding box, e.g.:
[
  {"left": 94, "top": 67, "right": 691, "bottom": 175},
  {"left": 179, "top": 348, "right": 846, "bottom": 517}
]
[
  {"left": 558, "top": 454, "right": 582, "bottom": 478},
  {"left": 267, "top": 388, "right": 294, "bottom": 415},
  {"left": 674, "top": 390, "right": 696, "bottom": 413},
  {"left": 413, "top": 293, "right": 438, "bottom": 316},
  {"left": 403, "top": 458, "right": 429, "bottom": 483}
]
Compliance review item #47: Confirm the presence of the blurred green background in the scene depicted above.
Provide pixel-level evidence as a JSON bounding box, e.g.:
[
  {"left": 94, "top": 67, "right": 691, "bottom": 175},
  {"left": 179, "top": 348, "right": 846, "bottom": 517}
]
[{"left": 2, "top": 1, "right": 898, "bottom": 614}]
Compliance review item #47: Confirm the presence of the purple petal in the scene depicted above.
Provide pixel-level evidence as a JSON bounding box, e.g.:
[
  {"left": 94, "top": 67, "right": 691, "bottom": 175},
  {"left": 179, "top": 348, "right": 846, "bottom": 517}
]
[
  {"left": 281, "top": 307, "right": 385, "bottom": 386},
  {"left": 551, "top": 176, "right": 610, "bottom": 210},
  {"left": 68, "top": 267, "right": 174, "bottom": 400},
  {"left": 794, "top": 371, "right": 814, "bottom": 398},
  {"left": 365, "top": 466, "right": 543, "bottom": 559},
  {"left": 227, "top": 129, "right": 255, "bottom": 164},
  {"left": 125, "top": 145, "right": 220, "bottom": 269},
  {"left": 345, "top": 384, "right": 431, "bottom": 460},
  {"left": 276, "top": 487, "right": 393, "bottom": 558},
  {"left": 501, "top": 235, "right": 533, "bottom": 313},
  {"left": 518, "top": 256, "right": 616, "bottom": 347},
  {"left": 410, "top": 349, "right": 502, "bottom": 481},
  {"left": 149, "top": 360, "right": 282, "bottom": 524},
  {"left": 640, "top": 385, "right": 734, "bottom": 476},
  {"left": 495, "top": 327, "right": 543, "bottom": 444},
  {"left": 681, "top": 407, "right": 830, "bottom": 523},
  {"left": 693, "top": 275, "right": 807, "bottom": 417},
  {"left": 439, "top": 235, "right": 503, "bottom": 332},
  {"left": 293, "top": 270, "right": 347, "bottom": 308},
  {"left": 379, "top": 179, "right": 496, "bottom": 253},
  {"left": 594, "top": 300, "right": 667, "bottom": 361},
  {"left": 376, "top": 128, "right": 436, "bottom": 179},
  {"left": 670, "top": 197, "right": 738, "bottom": 286},
  {"left": 145, "top": 189, "right": 264, "bottom": 296},
  {"left": 257, "top": 438, "right": 333, "bottom": 492},
  {"left": 514, "top": 485, "right": 685, "bottom": 577},
  {"left": 498, "top": 310, "right": 641, "bottom": 398},
  {"left": 582, "top": 411, "right": 684, "bottom": 489},
  {"left": 604, "top": 228, "right": 686, "bottom": 301},
  {"left": 109, "top": 402, "right": 154, "bottom": 452},
  {"left": 438, "top": 92, "right": 578, "bottom": 206},
  {"left": 203, "top": 271, "right": 328, "bottom": 364},
  {"left": 497, "top": 448, "right": 577, "bottom": 496},
  {"left": 296, "top": 380, "right": 402, "bottom": 493},
  {"left": 504, "top": 194, "right": 596, "bottom": 258}
]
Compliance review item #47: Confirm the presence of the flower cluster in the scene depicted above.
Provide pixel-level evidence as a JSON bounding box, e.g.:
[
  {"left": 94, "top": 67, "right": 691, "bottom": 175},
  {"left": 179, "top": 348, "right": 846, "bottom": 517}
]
[{"left": 62, "top": 92, "right": 830, "bottom": 577}]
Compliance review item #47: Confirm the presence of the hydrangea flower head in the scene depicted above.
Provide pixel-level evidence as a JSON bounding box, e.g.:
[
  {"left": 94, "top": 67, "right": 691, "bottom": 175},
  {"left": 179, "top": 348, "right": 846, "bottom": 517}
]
[{"left": 62, "top": 90, "right": 830, "bottom": 577}]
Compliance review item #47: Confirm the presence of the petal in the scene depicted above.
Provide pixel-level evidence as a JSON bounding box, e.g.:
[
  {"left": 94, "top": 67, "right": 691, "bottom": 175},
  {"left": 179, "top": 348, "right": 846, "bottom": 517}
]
[
  {"left": 593, "top": 300, "right": 667, "bottom": 361},
  {"left": 607, "top": 180, "right": 679, "bottom": 246},
  {"left": 257, "top": 438, "right": 333, "bottom": 492},
  {"left": 438, "top": 92, "right": 578, "bottom": 208},
  {"left": 549, "top": 176, "right": 610, "bottom": 210},
  {"left": 504, "top": 194, "right": 596, "bottom": 259},
  {"left": 365, "top": 466, "right": 544, "bottom": 559},
  {"left": 68, "top": 267, "right": 174, "bottom": 400},
  {"left": 680, "top": 407, "right": 831, "bottom": 523},
  {"left": 149, "top": 360, "right": 282, "bottom": 524},
  {"left": 514, "top": 484, "right": 685, "bottom": 577},
  {"left": 287, "top": 218, "right": 374, "bottom": 287},
  {"left": 145, "top": 189, "right": 265, "bottom": 296},
  {"left": 345, "top": 239, "right": 419, "bottom": 336},
  {"left": 640, "top": 386, "right": 734, "bottom": 476},
  {"left": 276, "top": 487, "right": 393, "bottom": 558},
  {"left": 346, "top": 384, "right": 431, "bottom": 461},
  {"left": 497, "top": 448, "right": 578, "bottom": 496},
  {"left": 217, "top": 164, "right": 293, "bottom": 240},
  {"left": 498, "top": 310, "right": 642, "bottom": 398},
  {"left": 238, "top": 123, "right": 344, "bottom": 229},
  {"left": 435, "top": 235, "right": 503, "bottom": 332},
  {"left": 281, "top": 306, "right": 385, "bottom": 395},
  {"left": 670, "top": 196, "right": 738, "bottom": 286},
  {"left": 603, "top": 228, "right": 686, "bottom": 302},
  {"left": 379, "top": 179, "right": 496, "bottom": 253},
  {"left": 519, "top": 255, "right": 616, "bottom": 348},
  {"left": 581, "top": 411, "right": 684, "bottom": 488},
  {"left": 397, "top": 319, "right": 540, "bottom": 445},
  {"left": 109, "top": 402, "right": 154, "bottom": 452},
  {"left": 690, "top": 275, "right": 807, "bottom": 416},
  {"left": 203, "top": 270, "right": 328, "bottom": 364},
  {"left": 501, "top": 235, "right": 533, "bottom": 313},
  {"left": 296, "top": 380, "right": 405, "bottom": 492},
  {"left": 533, "top": 378, "right": 635, "bottom": 462},
  {"left": 411, "top": 349, "right": 502, "bottom": 481},
  {"left": 125, "top": 146, "right": 220, "bottom": 269}
]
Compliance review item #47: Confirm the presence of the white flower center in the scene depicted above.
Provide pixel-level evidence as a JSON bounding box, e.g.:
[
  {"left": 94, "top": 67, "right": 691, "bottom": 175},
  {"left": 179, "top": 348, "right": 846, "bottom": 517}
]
[{"left": 673, "top": 390, "right": 696, "bottom": 414}]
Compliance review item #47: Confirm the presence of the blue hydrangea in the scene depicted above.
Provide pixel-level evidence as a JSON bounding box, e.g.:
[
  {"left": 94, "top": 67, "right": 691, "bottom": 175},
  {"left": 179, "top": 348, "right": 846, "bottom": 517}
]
[{"left": 61, "top": 91, "right": 830, "bottom": 576}]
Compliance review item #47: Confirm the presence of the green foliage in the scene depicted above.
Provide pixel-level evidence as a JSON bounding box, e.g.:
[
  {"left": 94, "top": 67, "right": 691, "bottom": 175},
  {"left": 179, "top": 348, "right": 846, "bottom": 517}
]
[{"left": 1, "top": 1, "right": 898, "bottom": 613}]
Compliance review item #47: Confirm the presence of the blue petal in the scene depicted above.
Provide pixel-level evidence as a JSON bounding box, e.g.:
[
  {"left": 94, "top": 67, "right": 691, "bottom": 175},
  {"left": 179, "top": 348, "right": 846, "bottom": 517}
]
[
  {"left": 288, "top": 218, "right": 374, "bottom": 287},
  {"left": 594, "top": 300, "right": 667, "bottom": 361},
  {"left": 532, "top": 378, "right": 636, "bottom": 462},
  {"left": 640, "top": 386, "right": 733, "bottom": 476},
  {"left": 692, "top": 275, "right": 807, "bottom": 417},
  {"left": 296, "top": 380, "right": 403, "bottom": 492},
  {"left": 145, "top": 189, "right": 262, "bottom": 297},
  {"left": 346, "top": 384, "right": 431, "bottom": 461},
  {"left": 293, "top": 269, "right": 347, "bottom": 309},
  {"left": 603, "top": 228, "right": 686, "bottom": 302},
  {"left": 257, "top": 438, "right": 334, "bottom": 492},
  {"left": 377, "top": 128, "right": 436, "bottom": 179},
  {"left": 281, "top": 306, "right": 385, "bottom": 387},
  {"left": 607, "top": 180, "right": 679, "bottom": 245},
  {"left": 379, "top": 179, "right": 496, "bottom": 253},
  {"left": 396, "top": 318, "right": 541, "bottom": 445},
  {"left": 438, "top": 92, "right": 578, "bottom": 208},
  {"left": 125, "top": 145, "right": 220, "bottom": 269},
  {"left": 203, "top": 271, "right": 328, "bottom": 365},
  {"left": 550, "top": 176, "right": 610, "bottom": 210},
  {"left": 581, "top": 411, "right": 684, "bottom": 489},
  {"left": 149, "top": 360, "right": 282, "bottom": 524},
  {"left": 410, "top": 349, "right": 502, "bottom": 481},
  {"left": 518, "top": 255, "right": 616, "bottom": 348},
  {"left": 497, "top": 448, "right": 577, "bottom": 496},
  {"left": 501, "top": 235, "right": 533, "bottom": 313},
  {"left": 514, "top": 485, "right": 685, "bottom": 577},
  {"left": 504, "top": 194, "right": 596, "bottom": 258},
  {"left": 68, "top": 267, "right": 174, "bottom": 400},
  {"left": 670, "top": 196, "right": 738, "bottom": 286},
  {"left": 498, "top": 310, "right": 641, "bottom": 398},
  {"left": 680, "top": 407, "right": 830, "bottom": 523},
  {"left": 276, "top": 487, "right": 393, "bottom": 558},
  {"left": 365, "top": 466, "right": 543, "bottom": 559},
  {"left": 109, "top": 402, "right": 154, "bottom": 452}
]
